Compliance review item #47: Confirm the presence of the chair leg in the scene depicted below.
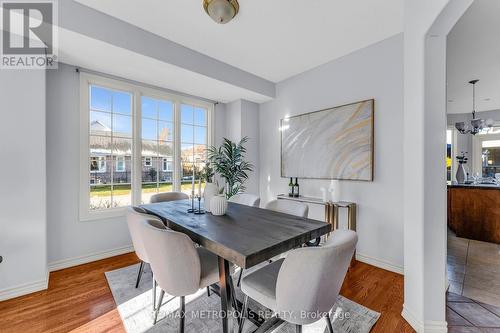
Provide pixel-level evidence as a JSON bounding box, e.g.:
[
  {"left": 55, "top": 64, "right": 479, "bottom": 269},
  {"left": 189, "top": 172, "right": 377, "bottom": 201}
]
[
  {"left": 135, "top": 260, "right": 145, "bottom": 288},
  {"left": 238, "top": 295, "right": 248, "bottom": 333},
  {"left": 325, "top": 313, "right": 333, "bottom": 333},
  {"left": 179, "top": 296, "right": 185, "bottom": 333},
  {"left": 153, "top": 290, "right": 165, "bottom": 324},
  {"left": 152, "top": 278, "right": 157, "bottom": 310},
  {"left": 296, "top": 324, "right": 302, "bottom": 333},
  {"left": 237, "top": 269, "right": 243, "bottom": 287},
  {"left": 207, "top": 286, "right": 211, "bottom": 297}
]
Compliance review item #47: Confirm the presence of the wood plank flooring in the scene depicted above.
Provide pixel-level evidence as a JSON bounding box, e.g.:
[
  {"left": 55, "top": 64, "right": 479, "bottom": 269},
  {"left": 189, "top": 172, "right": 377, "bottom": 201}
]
[{"left": 0, "top": 254, "right": 414, "bottom": 332}]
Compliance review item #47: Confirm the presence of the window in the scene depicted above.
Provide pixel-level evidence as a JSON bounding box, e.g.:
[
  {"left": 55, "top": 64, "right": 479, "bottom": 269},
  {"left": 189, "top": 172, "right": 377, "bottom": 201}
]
[
  {"left": 180, "top": 104, "right": 208, "bottom": 196},
  {"left": 116, "top": 156, "right": 125, "bottom": 172},
  {"left": 471, "top": 126, "right": 500, "bottom": 178},
  {"left": 80, "top": 73, "right": 213, "bottom": 220}
]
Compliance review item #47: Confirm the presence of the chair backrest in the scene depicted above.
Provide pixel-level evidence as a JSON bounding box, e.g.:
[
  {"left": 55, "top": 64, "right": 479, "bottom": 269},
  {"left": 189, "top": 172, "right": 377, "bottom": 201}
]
[
  {"left": 228, "top": 193, "right": 260, "bottom": 207},
  {"left": 139, "top": 218, "right": 202, "bottom": 297},
  {"left": 264, "top": 199, "right": 309, "bottom": 218},
  {"left": 275, "top": 230, "right": 358, "bottom": 325},
  {"left": 150, "top": 191, "right": 189, "bottom": 203},
  {"left": 126, "top": 206, "right": 165, "bottom": 263}
]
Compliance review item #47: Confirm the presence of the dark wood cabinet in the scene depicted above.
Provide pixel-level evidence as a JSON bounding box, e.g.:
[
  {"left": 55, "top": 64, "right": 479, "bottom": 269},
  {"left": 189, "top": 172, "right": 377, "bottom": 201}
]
[{"left": 447, "top": 186, "right": 500, "bottom": 244}]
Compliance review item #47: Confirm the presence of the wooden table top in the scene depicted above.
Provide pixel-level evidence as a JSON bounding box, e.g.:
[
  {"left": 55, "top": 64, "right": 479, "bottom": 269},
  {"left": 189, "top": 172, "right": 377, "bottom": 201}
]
[{"left": 141, "top": 199, "right": 331, "bottom": 268}]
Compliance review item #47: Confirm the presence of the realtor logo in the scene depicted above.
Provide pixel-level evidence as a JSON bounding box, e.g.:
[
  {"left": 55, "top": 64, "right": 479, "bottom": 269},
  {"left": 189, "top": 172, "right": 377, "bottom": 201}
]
[{"left": 1, "top": 0, "right": 58, "bottom": 69}]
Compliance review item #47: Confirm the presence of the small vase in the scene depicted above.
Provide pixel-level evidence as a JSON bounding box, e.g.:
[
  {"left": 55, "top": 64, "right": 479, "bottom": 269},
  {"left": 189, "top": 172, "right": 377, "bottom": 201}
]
[
  {"left": 203, "top": 182, "right": 218, "bottom": 213},
  {"left": 210, "top": 195, "right": 228, "bottom": 216},
  {"left": 456, "top": 163, "right": 466, "bottom": 184}
]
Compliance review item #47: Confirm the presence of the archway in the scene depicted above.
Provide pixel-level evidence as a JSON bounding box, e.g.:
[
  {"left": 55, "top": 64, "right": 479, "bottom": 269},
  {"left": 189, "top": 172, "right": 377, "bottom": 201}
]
[{"left": 402, "top": 0, "right": 474, "bottom": 331}]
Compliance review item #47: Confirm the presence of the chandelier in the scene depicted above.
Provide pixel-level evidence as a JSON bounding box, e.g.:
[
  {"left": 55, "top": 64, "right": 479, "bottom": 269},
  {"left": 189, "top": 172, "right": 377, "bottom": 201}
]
[
  {"left": 203, "top": 0, "right": 239, "bottom": 24},
  {"left": 455, "top": 79, "right": 493, "bottom": 135}
]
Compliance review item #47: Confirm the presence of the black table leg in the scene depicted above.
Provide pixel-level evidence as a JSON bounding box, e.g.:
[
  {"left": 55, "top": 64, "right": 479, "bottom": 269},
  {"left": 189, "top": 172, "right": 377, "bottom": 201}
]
[{"left": 218, "top": 256, "right": 233, "bottom": 333}]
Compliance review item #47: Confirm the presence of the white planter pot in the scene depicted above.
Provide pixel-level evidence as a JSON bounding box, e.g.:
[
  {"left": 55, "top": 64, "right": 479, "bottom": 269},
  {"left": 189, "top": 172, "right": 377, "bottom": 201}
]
[
  {"left": 203, "top": 183, "right": 218, "bottom": 213},
  {"left": 210, "top": 195, "right": 228, "bottom": 216}
]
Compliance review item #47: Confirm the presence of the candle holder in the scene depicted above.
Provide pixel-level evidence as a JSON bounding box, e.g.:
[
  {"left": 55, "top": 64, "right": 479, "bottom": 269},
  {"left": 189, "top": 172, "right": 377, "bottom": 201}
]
[
  {"left": 194, "top": 195, "right": 205, "bottom": 215},
  {"left": 187, "top": 192, "right": 195, "bottom": 213}
]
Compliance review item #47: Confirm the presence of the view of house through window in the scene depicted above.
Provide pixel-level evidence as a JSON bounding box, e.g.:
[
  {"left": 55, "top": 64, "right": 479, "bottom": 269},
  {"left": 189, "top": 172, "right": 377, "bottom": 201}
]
[
  {"left": 83, "top": 77, "right": 212, "bottom": 215},
  {"left": 141, "top": 96, "right": 175, "bottom": 204},
  {"left": 89, "top": 85, "right": 132, "bottom": 210}
]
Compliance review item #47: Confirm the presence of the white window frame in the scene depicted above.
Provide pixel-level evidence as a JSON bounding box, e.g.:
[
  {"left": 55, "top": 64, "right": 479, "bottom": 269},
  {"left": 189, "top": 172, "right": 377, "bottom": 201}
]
[
  {"left": 144, "top": 157, "right": 152, "bottom": 167},
  {"left": 472, "top": 130, "right": 500, "bottom": 177},
  {"left": 162, "top": 158, "right": 173, "bottom": 172},
  {"left": 80, "top": 73, "right": 214, "bottom": 221},
  {"left": 115, "top": 156, "right": 126, "bottom": 172}
]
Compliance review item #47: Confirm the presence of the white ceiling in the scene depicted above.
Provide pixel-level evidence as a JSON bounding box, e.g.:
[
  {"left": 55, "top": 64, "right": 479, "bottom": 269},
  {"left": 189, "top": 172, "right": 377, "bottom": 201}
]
[
  {"left": 447, "top": 0, "right": 500, "bottom": 114},
  {"left": 75, "top": 0, "right": 403, "bottom": 83},
  {"left": 57, "top": 29, "right": 272, "bottom": 103}
]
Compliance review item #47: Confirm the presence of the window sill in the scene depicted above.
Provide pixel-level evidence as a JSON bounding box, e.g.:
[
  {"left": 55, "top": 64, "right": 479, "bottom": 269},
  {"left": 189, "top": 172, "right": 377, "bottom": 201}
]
[{"left": 80, "top": 207, "right": 127, "bottom": 222}]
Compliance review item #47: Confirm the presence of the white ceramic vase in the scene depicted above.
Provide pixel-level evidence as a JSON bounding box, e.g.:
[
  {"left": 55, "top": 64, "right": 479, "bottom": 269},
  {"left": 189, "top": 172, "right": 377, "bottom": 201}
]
[
  {"left": 210, "top": 195, "right": 228, "bottom": 216},
  {"left": 203, "top": 182, "right": 218, "bottom": 213}
]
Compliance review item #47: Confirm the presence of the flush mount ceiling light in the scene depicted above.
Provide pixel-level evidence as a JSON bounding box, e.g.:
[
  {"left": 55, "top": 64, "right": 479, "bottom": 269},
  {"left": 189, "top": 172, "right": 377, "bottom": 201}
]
[
  {"left": 455, "top": 79, "right": 494, "bottom": 135},
  {"left": 203, "top": 0, "right": 239, "bottom": 24}
]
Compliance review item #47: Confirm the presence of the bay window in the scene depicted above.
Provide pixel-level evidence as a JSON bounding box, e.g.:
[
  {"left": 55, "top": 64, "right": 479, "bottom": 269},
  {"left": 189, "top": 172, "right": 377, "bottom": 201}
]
[{"left": 80, "top": 73, "right": 213, "bottom": 220}]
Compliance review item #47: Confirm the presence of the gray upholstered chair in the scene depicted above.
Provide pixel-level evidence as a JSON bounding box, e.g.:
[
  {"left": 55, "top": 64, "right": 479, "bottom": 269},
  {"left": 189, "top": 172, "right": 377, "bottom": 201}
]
[
  {"left": 126, "top": 206, "right": 166, "bottom": 310},
  {"left": 229, "top": 193, "right": 260, "bottom": 207},
  {"left": 139, "top": 218, "right": 227, "bottom": 329},
  {"left": 239, "top": 230, "right": 358, "bottom": 333},
  {"left": 150, "top": 191, "right": 189, "bottom": 203},
  {"left": 264, "top": 199, "right": 309, "bottom": 218}
]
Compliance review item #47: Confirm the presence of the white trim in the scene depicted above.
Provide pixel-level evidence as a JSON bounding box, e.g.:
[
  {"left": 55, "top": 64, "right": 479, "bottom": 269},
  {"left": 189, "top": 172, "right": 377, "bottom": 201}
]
[
  {"left": 402, "top": 305, "right": 447, "bottom": 333},
  {"left": 355, "top": 252, "right": 404, "bottom": 275},
  {"left": 0, "top": 270, "right": 49, "bottom": 302},
  {"left": 48, "top": 245, "right": 134, "bottom": 272}
]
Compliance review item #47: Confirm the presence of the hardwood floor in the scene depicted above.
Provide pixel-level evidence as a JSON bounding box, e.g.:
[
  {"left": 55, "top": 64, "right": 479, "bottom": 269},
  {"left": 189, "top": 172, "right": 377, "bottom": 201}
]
[{"left": 0, "top": 254, "right": 414, "bottom": 333}]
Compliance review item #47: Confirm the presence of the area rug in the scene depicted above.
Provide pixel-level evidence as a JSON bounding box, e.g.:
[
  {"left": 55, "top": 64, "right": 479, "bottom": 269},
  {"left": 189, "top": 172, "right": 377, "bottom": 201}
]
[{"left": 105, "top": 263, "right": 380, "bottom": 333}]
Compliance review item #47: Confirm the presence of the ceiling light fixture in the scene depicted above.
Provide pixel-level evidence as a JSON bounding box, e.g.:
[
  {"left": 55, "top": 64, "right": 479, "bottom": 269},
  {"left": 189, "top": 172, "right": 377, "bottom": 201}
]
[
  {"left": 455, "top": 79, "right": 494, "bottom": 135},
  {"left": 203, "top": 0, "right": 239, "bottom": 24}
]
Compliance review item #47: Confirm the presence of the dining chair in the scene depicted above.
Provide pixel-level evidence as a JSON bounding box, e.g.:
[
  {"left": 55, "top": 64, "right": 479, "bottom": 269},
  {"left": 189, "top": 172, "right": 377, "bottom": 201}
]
[
  {"left": 264, "top": 199, "right": 309, "bottom": 218},
  {"left": 150, "top": 191, "right": 189, "bottom": 203},
  {"left": 139, "top": 218, "right": 236, "bottom": 330},
  {"left": 239, "top": 230, "right": 358, "bottom": 333},
  {"left": 228, "top": 193, "right": 260, "bottom": 207},
  {"left": 126, "top": 206, "right": 166, "bottom": 310}
]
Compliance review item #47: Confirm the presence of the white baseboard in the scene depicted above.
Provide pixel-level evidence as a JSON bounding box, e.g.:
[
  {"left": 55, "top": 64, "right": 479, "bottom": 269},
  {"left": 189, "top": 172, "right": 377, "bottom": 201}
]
[
  {"left": 402, "top": 305, "right": 448, "bottom": 333},
  {"left": 0, "top": 269, "right": 49, "bottom": 302},
  {"left": 355, "top": 252, "right": 404, "bottom": 275},
  {"left": 48, "top": 245, "right": 134, "bottom": 272}
]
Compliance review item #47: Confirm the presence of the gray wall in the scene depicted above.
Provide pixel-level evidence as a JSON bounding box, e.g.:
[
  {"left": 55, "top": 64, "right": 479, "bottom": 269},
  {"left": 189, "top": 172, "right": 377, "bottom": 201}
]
[
  {"left": 0, "top": 69, "right": 47, "bottom": 299},
  {"left": 259, "top": 34, "right": 405, "bottom": 272}
]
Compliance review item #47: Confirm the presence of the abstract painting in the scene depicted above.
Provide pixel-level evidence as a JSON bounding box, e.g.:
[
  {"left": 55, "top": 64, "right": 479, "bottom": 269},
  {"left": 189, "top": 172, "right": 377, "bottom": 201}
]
[{"left": 281, "top": 99, "right": 374, "bottom": 181}]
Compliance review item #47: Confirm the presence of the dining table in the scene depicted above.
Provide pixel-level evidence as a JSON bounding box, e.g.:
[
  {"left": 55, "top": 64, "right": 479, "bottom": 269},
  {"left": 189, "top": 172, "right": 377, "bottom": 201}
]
[{"left": 141, "top": 199, "right": 332, "bottom": 333}]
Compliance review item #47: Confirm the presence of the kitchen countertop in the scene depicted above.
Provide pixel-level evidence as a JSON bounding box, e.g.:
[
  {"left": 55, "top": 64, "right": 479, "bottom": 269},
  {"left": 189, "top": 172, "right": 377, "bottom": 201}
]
[{"left": 447, "top": 182, "right": 500, "bottom": 190}]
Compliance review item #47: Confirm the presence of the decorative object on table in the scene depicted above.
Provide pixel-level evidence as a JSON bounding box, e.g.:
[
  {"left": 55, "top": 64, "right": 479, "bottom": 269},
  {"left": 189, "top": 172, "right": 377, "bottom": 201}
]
[
  {"left": 207, "top": 137, "right": 254, "bottom": 199},
  {"left": 201, "top": 162, "right": 218, "bottom": 213},
  {"left": 293, "top": 177, "right": 300, "bottom": 197},
  {"left": 456, "top": 152, "right": 468, "bottom": 184},
  {"left": 281, "top": 99, "right": 374, "bottom": 181},
  {"left": 210, "top": 195, "right": 228, "bottom": 216},
  {"left": 288, "top": 177, "right": 294, "bottom": 197},
  {"left": 194, "top": 195, "right": 205, "bottom": 215},
  {"left": 455, "top": 80, "right": 494, "bottom": 135}
]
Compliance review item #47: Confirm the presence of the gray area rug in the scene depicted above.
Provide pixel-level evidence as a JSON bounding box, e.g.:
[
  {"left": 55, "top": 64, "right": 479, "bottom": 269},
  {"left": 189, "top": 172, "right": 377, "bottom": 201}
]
[{"left": 105, "top": 263, "right": 380, "bottom": 333}]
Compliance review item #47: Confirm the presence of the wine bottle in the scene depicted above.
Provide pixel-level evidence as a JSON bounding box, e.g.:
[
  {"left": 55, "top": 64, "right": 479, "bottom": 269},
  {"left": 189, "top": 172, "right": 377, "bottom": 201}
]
[
  {"left": 294, "top": 177, "right": 300, "bottom": 197},
  {"left": 288, "top": 177, "right": 294, "bottom": 197}
]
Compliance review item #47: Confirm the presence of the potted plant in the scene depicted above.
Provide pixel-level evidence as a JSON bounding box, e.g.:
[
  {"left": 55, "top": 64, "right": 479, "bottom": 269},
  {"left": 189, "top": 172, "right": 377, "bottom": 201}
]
[{"left": 207, "top": 137, "right": 254, "bottom": 214}]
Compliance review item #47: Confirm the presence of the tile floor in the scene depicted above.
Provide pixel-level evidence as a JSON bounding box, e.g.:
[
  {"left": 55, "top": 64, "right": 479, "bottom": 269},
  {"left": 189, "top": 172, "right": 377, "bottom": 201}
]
[
  {"left": 448, "top": 231, "right": 500, "bottom": 308},
  {"left": 447, "top": 292, "right": 500, "bottom": 332}
]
